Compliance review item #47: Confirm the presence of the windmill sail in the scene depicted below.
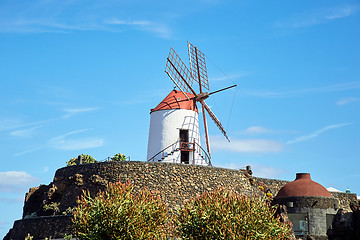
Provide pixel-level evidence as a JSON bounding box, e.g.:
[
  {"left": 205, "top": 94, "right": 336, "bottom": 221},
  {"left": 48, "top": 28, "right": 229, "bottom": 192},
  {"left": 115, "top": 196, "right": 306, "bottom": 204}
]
[
  {"left": 202, "top": 100, "right": 230, "bottom": 142},
  {"left": 165, "top": 47, "right": 195, "bottom": 99},
  {"left": 164, "top": 42, "right": 233, "bottom": 166},
  {"left": 188, "top": 42, "right": 209, "bottom": 91}
]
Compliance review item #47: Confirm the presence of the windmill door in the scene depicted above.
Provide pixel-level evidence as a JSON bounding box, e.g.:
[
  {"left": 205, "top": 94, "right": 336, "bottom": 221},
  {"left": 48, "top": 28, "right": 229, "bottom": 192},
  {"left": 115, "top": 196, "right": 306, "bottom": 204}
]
[{"left": 179, "top": 129, "right": 189, "bottom": 164}]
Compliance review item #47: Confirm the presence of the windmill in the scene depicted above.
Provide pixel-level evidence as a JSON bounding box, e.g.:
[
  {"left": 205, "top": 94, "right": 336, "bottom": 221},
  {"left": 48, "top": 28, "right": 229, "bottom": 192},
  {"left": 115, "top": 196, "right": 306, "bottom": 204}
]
[{"left": 147, "top": 42, "right": 236, "bottom": 166}]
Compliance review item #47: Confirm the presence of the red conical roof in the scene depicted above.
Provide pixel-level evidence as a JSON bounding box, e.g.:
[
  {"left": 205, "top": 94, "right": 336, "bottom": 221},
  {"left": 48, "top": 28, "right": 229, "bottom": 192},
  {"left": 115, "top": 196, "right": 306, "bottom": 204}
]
[
  {"left": 276, "top": 173, "right": 333, "bottom": 198},
  {"left": 151, "top": 90, "right": 198, "bottom": 113}
]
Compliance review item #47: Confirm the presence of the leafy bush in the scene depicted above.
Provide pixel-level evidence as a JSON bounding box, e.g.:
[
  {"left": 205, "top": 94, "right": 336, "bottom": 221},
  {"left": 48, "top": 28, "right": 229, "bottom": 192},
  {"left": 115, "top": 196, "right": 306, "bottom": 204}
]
[
  {"left": 111, "top": 153, "right": 127, "bottom": 162},
  {"left": 66, "top": 154, "right": 97, "bottom": 166},
  {"left": 43, "top": 202, "right": 60, "bottom": 215},
  {"left": 72, "top": 181, "right": 169, "bottom": 240},
  {"left": 175, "top": 188, "right": 292, "bottom": 240},
  {"left": 25, "top": 233, "right": 33, "bottom": 240}
]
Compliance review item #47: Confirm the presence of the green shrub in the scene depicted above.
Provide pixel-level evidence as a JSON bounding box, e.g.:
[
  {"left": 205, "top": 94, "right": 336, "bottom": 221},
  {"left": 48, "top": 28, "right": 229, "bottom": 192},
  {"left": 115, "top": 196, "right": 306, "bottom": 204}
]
[
  {"left": 66, "top": 154, "right": 97, "bottom": 166},
  {"left": 25, "top": 233, "right": 33, "bottom": 240},
  {"left": 72, "top": 181, "right": 169, "bottom": 240},
  {"left": 111, "top": 153, "right": 127, "bottom": 162},
  {"left": 43, "top": 202, "right": 60, "bottom": 215},
  {"left": 175, "top": 188, "right": 292, "bottom": 240}
]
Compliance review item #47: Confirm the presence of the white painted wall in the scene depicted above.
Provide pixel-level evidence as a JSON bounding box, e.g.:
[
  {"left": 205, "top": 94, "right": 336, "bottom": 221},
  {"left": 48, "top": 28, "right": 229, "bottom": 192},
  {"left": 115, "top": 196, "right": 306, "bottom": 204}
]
[{"left": 147, "top": 109, "right": 208, "bottom": 165}]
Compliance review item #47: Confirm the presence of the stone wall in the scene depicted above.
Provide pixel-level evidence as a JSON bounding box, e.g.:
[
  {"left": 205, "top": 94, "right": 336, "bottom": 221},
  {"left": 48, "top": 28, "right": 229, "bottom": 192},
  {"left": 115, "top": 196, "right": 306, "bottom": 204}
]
[
  {"left": 4, "top": 161, "right": 358, "bottom": 240},
  {"left": 254, "top": 176, "right": 289, "bottom": 196},
  {"left": 4, "top": 216, "right": 72, "bottom": 240},
  {"left": 50, "top": 161, "right": 261, "bottom": 211},
  {"left": 330, "top": 192, "right": 357, "bottom": 212},
  {"left": 5, "top": 161, "right": 263, "bottom": 240}
]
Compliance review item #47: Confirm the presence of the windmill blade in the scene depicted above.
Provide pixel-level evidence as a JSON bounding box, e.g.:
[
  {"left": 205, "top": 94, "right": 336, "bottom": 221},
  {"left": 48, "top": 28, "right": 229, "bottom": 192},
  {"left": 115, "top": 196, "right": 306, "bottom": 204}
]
[
  {"left": 200, "top": 100, "right": 211, "bottom": 161},
  {"left": 202, "top": 100, "right": 230, "bottom": 142},
  {"left": 165, "top": 47, "right": 196, "bottom": 99},
  {"left": 188, "top": 42, "right": 209, "bottom": 91}
]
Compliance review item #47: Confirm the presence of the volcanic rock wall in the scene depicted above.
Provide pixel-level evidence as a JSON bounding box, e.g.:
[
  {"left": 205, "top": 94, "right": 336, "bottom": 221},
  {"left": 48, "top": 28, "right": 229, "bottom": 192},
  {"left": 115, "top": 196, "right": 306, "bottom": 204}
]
[
  {"left": 4, "top": 161, "right": 358, "bottom": 240},
  {"left": 5, "top": 161, "right": 262, "bottom": 240}
]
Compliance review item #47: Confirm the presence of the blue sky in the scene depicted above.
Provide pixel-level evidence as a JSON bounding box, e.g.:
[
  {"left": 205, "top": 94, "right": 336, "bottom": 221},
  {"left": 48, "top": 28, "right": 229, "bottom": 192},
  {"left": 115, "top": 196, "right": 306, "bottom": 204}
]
[{"left": 0, "top": 0, "right": 359, "bottom": 237}]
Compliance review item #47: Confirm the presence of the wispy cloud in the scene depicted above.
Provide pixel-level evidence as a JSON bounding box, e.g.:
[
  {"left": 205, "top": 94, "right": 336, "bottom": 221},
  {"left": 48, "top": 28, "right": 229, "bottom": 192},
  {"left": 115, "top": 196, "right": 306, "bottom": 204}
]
[
  {"left": 237, "top": 126, "right": 297, "bottom": 136},
  {"left": 48, "top": 129, "right": 104, "bottom": 150},
  {"left": 243, "top": 81, "right": 360, "bottom": 98},
  {"left": 211, "top": 136, "right": 284, "bottom": 153},
  {"left": 9, "top": 126, "right": 40, "bottom": 138},
  {"left": 252, "top": 165, "right": 285, "bottom": 179},
  {"left": 13, "top": 129, "right": 104, "bottom": 156},
  {"left": 287, "top": 122, "right": 353, "bottom": 144},
  {"left": 62, "top": 107, "right": 98, "bottom": 119},
  {"left": 0, "top": 117, "right": 49, "bottom": 132},
  {"left": 239, "top": 126, "right": 273, "bottom": 135},
  {"left": 104, "top": 18, "right": 171, "bottom": 39},
  {"left": 13, "top": 147, "right": 43, "bottom": 157},
  {"left": 325, "top": 7, "right": 357, "bottom": 20},
  {"left": 0, "top": 171, "right": 38, "bottom": 193},
  {"left": 275, "top": 5, "right": 359, "bottom": 29},
  {"left": 42, "top": 166, "right": 49, "bottom": 173},
  {"left": 336, "top": 97, "right": 359, "bottom": 106},
  {"left": 0, "top": 1, "right": 173, "bottom": 38},
  {"left": 327, "top": 187, "right": 343, "bottom": 193}
]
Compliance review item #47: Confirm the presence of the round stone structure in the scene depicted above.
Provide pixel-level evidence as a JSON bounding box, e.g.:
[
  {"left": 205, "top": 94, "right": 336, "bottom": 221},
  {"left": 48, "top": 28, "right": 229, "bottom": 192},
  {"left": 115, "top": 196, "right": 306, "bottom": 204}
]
[
  {"left": 274, "top": 173, "right": 338, "bottom": 240},
  {"left": 277, "top": 173, "right": 333, "bottom": 198}
]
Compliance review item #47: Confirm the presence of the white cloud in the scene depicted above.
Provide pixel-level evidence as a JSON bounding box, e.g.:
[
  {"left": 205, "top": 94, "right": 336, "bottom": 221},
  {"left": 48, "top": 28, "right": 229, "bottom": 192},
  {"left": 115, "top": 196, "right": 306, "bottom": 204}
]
[
  {"left": 211, "top": 136, "right": 284, "bottom": 153},
  {"left": 105, "top": 18, "right": 171, "bottom": 39},
  {"left": 336, "top": 97, "right": 359, "bottom": 106},
  {"left": 325, "top": 7, "right": 356, "bottom": 20},
  {"left": 0, "top": 1, "right": 173, "bottom": 38},
  {"left": 48, "top": 129, "right": 104, "bottom": 150},
  {"left": 327, "top": 187, "right": 343, "bottom": 193},
  {"left": 252, "top": 165, "right": 285, "bottom": 179},
  {"left": 0, "top": 117, "right": 23, "bottom": 131},
  {"left": 0, "top": 171, "right": 38, "bottom": 193},
  {"left": 241, "top": 126, "right": 272, "bottom": 134},
  {"left": 13, "top": 147, "right": 42, "bottom": 157},
  {"left": 9, "top": 126, "right": 39, "bottom": 138},
  {"left": 104, "top": 19, "right": 151, "bottom": 26},
  {"left": 0, "top": 117, "right": 49, "bottom": 132},
  {"left": 243, "top": 81, "right": 360, "bottom": 98},
  {"left": 275, "top": 5, "right": 359, "bottom": 29},
  {"left": 42, "top": 166, "right": 49, "bottom": 173},
  {"left": 62, "top": 107, "right": 98, "bottom": 119},
  {"left": 287, "top": 123, "right": 353, "bottom": 145},
  {"left": 52, "top": 138, "right": 104, "bottom": 150}
]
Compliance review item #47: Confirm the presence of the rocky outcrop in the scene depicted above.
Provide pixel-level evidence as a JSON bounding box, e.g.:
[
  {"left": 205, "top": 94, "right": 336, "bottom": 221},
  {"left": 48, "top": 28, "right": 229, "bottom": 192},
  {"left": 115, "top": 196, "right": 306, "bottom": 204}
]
[
  {"left": 5, "top": 161, "right": 264, "bottom": 240},
  {"left": 274, "top": 204, "right": 296, "bottom": 240},
  {"left": 327, "top": 200, "right": 360, "bottom": 240},
  {"left": 4, "top": 161, "right": 358, "bottom": 240}
]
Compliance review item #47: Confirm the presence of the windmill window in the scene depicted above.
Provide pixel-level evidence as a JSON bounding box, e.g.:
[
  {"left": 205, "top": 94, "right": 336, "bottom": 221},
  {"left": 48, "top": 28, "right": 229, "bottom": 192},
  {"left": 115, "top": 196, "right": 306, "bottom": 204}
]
[
  {"left": 177, "top": 97, "right": 181, "bottom": 100},
  {"left": 180, "top": 129, "right": 190, "bottom": 164}
]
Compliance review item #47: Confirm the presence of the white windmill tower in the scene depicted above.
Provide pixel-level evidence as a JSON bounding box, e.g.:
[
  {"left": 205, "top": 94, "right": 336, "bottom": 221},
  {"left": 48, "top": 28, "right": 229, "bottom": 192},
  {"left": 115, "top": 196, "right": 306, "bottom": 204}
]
[{"left": 147, "top": 42, "right": 236, "bottom": 166}]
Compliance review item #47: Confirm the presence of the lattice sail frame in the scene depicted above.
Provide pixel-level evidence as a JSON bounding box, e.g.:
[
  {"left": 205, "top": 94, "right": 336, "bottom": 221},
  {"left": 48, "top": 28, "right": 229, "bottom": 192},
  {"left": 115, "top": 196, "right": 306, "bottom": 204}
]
[
  {"left": 188, "top": 42, "right": 209, "bottom": 91},
  {"left": 164, "top": 42, "right": 232, "bottom": 164},
  {"left": 165, "top": 47, "right": 194, "bottom": 99},
  {"left": 202, "top": 100, "right": 229, "bottom": 141}
]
